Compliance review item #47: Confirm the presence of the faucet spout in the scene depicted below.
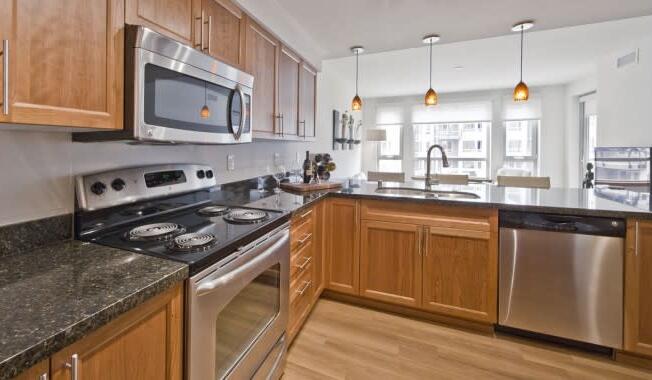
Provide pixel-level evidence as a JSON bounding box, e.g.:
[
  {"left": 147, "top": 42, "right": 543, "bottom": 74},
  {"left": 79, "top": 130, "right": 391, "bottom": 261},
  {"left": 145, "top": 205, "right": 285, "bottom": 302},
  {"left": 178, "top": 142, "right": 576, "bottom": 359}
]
[{"left": 425, "top": 144, "right": 449, "bottom": 190}]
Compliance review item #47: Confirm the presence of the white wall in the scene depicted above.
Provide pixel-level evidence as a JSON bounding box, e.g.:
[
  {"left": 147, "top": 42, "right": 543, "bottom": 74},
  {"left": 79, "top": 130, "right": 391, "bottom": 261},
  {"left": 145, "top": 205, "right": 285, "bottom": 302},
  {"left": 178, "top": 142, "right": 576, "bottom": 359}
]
[
  {"left": 360, "top": 85, "right": 571, "bottom": 187},
  {"left": 597, "top": 36, "right": 652, "bottom": 147},
  {"left": 0, "top": 61, "right": 361, "bottom": 226}
]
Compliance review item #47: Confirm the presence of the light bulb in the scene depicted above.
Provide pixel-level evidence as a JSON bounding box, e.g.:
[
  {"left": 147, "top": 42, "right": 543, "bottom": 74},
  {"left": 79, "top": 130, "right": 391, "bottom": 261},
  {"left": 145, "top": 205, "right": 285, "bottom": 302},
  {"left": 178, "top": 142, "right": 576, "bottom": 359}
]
[
  {"left": 513, "top": 81, "right": 529, "bottom": 102},
  {"left": 424, "top": 88, "right": 438, "bottom": 106},
  {"left": 352, "top": 94, "right": 362, "bottom": 111},
  {"left": 200, "top": 105, "right": 210, "bottom": 118}
]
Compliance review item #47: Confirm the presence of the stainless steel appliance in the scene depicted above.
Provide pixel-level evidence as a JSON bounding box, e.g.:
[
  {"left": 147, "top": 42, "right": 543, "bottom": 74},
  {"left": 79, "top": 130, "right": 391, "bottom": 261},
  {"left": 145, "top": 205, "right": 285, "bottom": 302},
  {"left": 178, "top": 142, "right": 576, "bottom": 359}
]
[
  {"left": 74, "top": 25, "right": 253, "bottom": 144},
  {"left": 594, "top": 147, "right": 651, "bottom": 193},
  {"left": 75, "top": 164, "right": 290, "bottom": 379},
  {"left": 499, "top": 211, "right": 625, "bottom": 349}
]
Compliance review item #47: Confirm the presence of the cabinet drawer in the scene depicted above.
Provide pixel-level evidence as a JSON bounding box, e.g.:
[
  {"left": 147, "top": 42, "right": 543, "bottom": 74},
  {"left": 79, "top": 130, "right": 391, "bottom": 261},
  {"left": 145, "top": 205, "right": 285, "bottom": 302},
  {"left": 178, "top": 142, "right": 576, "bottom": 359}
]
[
  {"left": 361, "top": 200, "right": 495, "bottom": 233},
  {"left": 289, "top": 262, "right": 313, "bottom": 329},
  {"left": 292, "top": 207, "right": 315, "bottom": 227},
  {"left": 291, "top": 219, "right": 314, "bottom": 253},
  {"left": 290, "top": 239, "right": 313, "bottom": 279}
]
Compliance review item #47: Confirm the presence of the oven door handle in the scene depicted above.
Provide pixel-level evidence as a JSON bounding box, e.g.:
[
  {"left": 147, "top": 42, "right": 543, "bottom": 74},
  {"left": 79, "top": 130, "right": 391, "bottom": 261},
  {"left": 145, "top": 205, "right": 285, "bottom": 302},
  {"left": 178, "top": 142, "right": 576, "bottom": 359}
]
[{"left": 196, "top": 229, "right": 288, "bottom": 297}]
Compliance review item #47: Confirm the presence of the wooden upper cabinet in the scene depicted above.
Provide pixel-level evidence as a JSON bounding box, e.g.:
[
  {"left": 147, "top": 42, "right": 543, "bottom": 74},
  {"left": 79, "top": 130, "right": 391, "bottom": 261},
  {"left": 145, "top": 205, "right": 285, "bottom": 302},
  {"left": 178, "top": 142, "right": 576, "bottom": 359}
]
[
  {"left": 625, "top": 219, "right": 652, "bottom": 357},
  {"left": 421, "top": 221, "right": 498, "bottom": 324},
  {"left": 200, "top": 0, "right": 246, "bottom": 69},
  {"left": 4, "top": 0, "right": 124, "bottom": 130},
  {"left": 326, "top": 198, "right": 360, "bottom": 295},
  {"left": 360, "top": 220, "right": 422, "bottom": 307},
  {"left": 51, "top": 284, "right": 184, "bottom": 380},
  {"left": 245, "top": 18, "right": 279, "bottom": 137},
  {"left": 298, "top": 62, "right": 316, "bottom": 139},
  {"left": 278, "top": 46, "right": 300, "bottom": 137},
  {"left": 126, "top": 0, "right": 196, "bottom": 44}
]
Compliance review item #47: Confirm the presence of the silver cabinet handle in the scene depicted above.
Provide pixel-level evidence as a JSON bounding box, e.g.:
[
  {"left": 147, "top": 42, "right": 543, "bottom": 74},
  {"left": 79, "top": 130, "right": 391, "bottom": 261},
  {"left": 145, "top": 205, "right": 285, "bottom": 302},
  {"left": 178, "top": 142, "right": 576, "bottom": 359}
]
[
  {"left": 299, "top": 210, "right": 312, "bottom": 219},
  {"left": 635, "top": 221, "right": 640, "bottom": 257},
  {"left": 195, "top": 11, "right": 205, "bottom": 49},
  {"left": 2, "top": 39, "right": 8, "bottom": 115},
  {"left": 280, "top": 113, "right": 284, "bottom": 137},
  {"left": 297, "top": 233, "right": 312, "bottom": 245},
  {"left": 65, "top": 353, "right": 79, "bottom": 380},
  {"left": 204, "top": 15, "right": 212, "bottom": 54},
  {"left": 39, "top": 373, "right": 48, "bottom": 380},
  {"left": 294, "top": 256, "right": 311, "bottom": 270},
  {"left": 296, "top": 280, "right": 312, "bottom": 296}
]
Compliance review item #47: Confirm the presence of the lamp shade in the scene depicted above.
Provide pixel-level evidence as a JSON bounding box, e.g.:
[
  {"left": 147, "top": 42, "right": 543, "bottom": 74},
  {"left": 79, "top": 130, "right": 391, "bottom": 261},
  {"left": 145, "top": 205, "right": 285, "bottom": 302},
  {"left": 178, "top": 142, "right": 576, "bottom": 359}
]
[{"left": 366, "top": 128, "right": 387, "bottom": 142}]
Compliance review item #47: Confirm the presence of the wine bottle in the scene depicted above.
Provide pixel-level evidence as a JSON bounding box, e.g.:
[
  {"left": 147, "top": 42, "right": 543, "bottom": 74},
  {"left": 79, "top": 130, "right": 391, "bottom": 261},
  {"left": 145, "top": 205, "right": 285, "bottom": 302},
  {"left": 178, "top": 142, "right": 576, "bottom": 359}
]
[{"left": 302, "top": 151, "right": 313, "bottom": 184}]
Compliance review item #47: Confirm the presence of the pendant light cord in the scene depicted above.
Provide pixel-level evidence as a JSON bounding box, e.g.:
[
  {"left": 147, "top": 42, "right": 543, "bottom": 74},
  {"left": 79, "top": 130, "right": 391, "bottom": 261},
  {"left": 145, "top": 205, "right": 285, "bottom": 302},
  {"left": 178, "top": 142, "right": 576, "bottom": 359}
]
[
  {"left": 355, "top": 50, "right": 359, "bottom": 94},
  {"left": 429, "top": 40, "right": 433, "bottom": 88},
  {"left": 519, "top": 27, "right": 524, "bottom": 82}
]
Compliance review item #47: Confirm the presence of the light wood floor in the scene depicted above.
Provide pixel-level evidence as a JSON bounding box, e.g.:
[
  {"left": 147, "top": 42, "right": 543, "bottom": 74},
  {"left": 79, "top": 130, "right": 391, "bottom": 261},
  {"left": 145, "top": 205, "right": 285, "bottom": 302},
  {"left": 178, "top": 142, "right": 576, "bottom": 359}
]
[{"left": 284, "top": 299, "right": 652, "bottom": 380}]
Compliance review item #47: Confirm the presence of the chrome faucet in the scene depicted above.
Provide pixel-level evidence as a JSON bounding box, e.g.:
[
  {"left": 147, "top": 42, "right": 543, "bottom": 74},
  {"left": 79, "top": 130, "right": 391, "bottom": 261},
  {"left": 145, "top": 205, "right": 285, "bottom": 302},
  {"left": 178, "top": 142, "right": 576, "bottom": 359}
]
[{"left": 425, "top": 144, "right": 450, "bottom": 190}]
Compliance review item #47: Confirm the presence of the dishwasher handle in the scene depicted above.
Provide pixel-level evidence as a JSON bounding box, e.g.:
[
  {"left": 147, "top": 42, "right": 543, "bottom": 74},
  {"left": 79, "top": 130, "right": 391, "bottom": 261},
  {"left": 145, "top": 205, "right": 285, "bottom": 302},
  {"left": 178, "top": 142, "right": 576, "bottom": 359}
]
[{"left": 499, "top": 210, "right": 625, "bottom": 237}]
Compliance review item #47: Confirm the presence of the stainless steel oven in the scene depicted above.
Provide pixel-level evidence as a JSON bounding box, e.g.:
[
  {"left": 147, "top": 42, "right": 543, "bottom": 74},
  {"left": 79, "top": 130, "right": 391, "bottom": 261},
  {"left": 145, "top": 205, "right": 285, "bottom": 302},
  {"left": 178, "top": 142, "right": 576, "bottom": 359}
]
[
  {"left": 187, "top": 224, "right": 289, "bottom": 380},
  {"left": 74, "top": 24, "right": 253, "bottom": 144}
]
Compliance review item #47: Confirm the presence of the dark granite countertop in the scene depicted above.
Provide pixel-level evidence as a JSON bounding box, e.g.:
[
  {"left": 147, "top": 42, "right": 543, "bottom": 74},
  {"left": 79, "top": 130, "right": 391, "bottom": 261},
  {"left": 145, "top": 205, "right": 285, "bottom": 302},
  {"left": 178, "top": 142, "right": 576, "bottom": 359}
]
[
  {"left": 0, "top": 241, "right": 188, "bottom": 380},
  {"left": 242, "top": 180, "right": 652, "bottom": 220}
]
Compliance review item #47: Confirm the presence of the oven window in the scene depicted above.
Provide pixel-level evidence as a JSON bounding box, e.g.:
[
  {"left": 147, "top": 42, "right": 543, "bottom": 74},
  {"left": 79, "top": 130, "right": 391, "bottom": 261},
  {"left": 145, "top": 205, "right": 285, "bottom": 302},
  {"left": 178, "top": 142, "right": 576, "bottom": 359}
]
[
  {"left": 214, "top": 263, "right": 280, "bottom": 379},
  {"left": 143, "top": 64, "right": 250, "bottom": 134}
]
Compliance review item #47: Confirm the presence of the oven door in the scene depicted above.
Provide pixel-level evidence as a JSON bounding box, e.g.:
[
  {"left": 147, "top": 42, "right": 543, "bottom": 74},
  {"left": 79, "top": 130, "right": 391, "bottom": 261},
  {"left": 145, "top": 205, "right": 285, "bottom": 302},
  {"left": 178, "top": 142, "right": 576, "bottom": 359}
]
[
  {"left": 187, "top": 226, "right": 289, "bottom": 380},
  {"left": 133, "top": 47, "right": 252, "bottom": 144}
]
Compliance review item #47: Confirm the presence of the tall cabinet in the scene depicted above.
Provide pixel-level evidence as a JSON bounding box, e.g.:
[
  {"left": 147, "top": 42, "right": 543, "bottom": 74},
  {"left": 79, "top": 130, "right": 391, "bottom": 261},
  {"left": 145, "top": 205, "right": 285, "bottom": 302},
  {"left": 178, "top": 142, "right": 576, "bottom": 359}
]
[
  {"left": 1, "top": 0, "right": 124, "bottom": 130},
  {"left": 625, "top": 219, "right": 652, "bottom": 357}
]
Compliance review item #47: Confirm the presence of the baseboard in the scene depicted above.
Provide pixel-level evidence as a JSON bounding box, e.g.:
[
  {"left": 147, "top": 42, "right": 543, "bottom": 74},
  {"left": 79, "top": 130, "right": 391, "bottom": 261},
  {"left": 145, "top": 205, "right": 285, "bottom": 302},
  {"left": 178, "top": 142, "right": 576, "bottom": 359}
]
[
  {"left": 615, "top": 351, "right": 652, "bottom": 370},
  {"left": 320, "top": 290, "right": 495, "bottom": 335}
]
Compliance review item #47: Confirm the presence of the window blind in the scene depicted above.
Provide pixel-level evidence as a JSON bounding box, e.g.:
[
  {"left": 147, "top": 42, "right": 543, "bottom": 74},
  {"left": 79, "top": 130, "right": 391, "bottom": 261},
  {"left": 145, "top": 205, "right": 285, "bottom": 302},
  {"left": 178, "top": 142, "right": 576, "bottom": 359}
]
[
  {"left": 503, "top": 96, "right": 542, "bottom": 120},
  {"left": 411, "top": 101, "right": 492, "bottom": 123}
]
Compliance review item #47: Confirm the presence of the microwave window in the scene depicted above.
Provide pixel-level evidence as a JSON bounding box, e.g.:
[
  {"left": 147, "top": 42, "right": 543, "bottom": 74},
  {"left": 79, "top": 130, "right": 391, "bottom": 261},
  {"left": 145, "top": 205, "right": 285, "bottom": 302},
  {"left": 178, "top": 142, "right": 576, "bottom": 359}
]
[{"left": 144, "top": 64, "right": 250, "bottom": 134}]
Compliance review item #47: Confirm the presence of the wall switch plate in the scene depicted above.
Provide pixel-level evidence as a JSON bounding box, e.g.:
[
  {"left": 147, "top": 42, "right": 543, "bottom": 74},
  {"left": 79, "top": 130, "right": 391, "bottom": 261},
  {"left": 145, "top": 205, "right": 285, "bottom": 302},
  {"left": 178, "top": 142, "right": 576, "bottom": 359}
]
[
  {"left": 273, "top": 153, "right": 281, "bottom": 166},
  {"left": 227, "top": 154, "right": 235, "bottom": 171}
]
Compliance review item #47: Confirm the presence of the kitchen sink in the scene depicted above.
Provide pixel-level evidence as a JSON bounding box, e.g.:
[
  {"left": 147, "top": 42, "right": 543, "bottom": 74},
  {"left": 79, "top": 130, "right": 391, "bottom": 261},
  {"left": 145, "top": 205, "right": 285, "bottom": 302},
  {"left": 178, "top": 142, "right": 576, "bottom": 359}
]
[{"left": 375, "top": 187, "right": 480, "bottom": 199}]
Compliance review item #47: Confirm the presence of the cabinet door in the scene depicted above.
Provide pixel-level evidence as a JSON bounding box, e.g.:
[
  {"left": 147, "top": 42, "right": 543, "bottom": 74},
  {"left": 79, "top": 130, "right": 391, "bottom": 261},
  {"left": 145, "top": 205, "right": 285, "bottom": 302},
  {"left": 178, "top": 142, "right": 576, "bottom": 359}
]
[
  {"left": 8, "top": 0, "right": 123, "bottom": 130},
  {"left": 625, "top": 219, "right": 652, "bottom": 356},
  {"left": 326, "top": 198, "right": 360, "bottom": 295},
  {"left": 0, "top": 0, "right": 10, "bottom": 123},
  {"left": 51, "top": 284, "right": 183, "bottom": 380},
  {"left": 422, "top": 227, "right": 497, "bottom": 323},
  {"left": 245, "top": 19, "right": 279, "bottom": 137},
  {"left": 360, "top": 220, "right": 422, "bottom": 307},
  {"left": 277, "top": 46, "right": 300, "bottom": 138},
  {"left": 313, "top": 200, "right": 325, "bottom": 298},
  {"left": 13, "top": 359, "right": 48, "bottom": 380},
  {"left": 298, "top": 62, "right": 316, "bottom": 139},
  {"left": 201, "top": 0, "right": 245, "bottom": 69},
  {"left": 126, "top": 0, "right": 196, "bottom": 44}
]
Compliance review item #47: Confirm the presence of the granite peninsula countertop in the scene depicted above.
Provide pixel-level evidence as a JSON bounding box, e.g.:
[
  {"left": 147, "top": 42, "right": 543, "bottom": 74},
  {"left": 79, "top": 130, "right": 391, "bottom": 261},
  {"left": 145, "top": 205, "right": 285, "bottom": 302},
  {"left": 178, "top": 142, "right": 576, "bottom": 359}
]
[
  {"left": 0, "top": 240, "right": 188, "bottom": 380},
  {"left": 242, "top": 181, "right": 652, "bottom": 220}
]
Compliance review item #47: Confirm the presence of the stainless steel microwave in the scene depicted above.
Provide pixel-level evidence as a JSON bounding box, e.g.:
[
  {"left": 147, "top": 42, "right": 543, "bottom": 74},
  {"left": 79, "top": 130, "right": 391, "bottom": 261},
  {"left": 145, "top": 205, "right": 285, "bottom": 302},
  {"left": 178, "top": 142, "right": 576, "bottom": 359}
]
[{"left": 74, "top": 25, "right": 253, "bottom": 144}]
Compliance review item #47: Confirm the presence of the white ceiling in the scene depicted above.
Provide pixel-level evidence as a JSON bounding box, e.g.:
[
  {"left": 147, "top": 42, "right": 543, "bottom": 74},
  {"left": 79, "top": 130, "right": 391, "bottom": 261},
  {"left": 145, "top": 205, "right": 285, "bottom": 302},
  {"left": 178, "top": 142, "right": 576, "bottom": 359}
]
[
  {"left": 275, "top": 0, "right": 652, "bottom": 59},
  {"left": 322, "top": 16, "right": 652, "bottom": 97}
]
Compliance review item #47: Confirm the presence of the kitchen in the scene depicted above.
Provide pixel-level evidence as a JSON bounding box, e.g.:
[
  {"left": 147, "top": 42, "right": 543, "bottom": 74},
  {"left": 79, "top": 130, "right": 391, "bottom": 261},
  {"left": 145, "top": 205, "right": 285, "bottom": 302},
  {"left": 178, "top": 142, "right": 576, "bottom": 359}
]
[{"left": 1, "top": 0, "right": 652, "bottom": 379}]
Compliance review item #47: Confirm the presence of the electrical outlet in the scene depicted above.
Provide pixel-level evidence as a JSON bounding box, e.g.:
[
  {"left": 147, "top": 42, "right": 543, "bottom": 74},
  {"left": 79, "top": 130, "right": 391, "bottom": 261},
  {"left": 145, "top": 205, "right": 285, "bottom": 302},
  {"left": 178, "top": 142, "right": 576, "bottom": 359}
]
[
  {"left": 273, "top": 153, "right": 281, "bottom": 166},
  {"left": 227, "top": 154, "right": 235, "bottom": 171}
]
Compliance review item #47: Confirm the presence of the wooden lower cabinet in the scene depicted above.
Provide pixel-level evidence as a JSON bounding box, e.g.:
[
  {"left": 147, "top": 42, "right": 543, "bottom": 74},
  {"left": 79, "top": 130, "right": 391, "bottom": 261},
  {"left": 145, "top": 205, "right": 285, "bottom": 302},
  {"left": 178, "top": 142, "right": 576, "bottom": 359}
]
[
  {"left": 325, "top": 198, "right": 360, "bottom": 295},
  {"left": 625, "top": 219, "right": 652, "bottom": 357},
  {"left": 360, "top": 220, "right": 421, "bottom": 307},
  {"left": 50, "top": 284, "right": 184, "bottom": 380},
  {"left": 13, "top": 359, "right": 48, "bottom": 380},
  {"left": 421, "top": 226, "right": 497, "bottom": 323}
]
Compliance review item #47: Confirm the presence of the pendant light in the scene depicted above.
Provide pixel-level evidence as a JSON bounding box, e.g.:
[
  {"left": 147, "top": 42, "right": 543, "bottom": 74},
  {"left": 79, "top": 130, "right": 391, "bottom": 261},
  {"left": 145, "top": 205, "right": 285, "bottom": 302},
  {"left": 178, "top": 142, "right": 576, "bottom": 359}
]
[
  {"left": 512, "top": 21, "right": 534, "bottom": 102},
  {"left": 200, "top": 82, "right": 210, "bottom": 118},
  {"left": 422, "top": 34, "right": 440, "bottom": 106},
  {"left": 351, "top": 46, "right": 364, "bottom": 111}
]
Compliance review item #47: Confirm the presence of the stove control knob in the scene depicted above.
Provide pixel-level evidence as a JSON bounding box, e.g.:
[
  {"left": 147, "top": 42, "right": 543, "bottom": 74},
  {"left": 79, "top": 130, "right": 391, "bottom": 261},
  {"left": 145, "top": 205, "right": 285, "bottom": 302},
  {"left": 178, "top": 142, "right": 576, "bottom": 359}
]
[
  {"left": 90, "top": 181, "right": 107, "bottom": 195},
  {"left": 196, "top": 170, "right": 205, "bottom": 179},
  {"left": 111, "top": 178, "right": 126, "bottom": 191},
  {"left": 205, "top": 170, "right": 214, "bottom": 179}
]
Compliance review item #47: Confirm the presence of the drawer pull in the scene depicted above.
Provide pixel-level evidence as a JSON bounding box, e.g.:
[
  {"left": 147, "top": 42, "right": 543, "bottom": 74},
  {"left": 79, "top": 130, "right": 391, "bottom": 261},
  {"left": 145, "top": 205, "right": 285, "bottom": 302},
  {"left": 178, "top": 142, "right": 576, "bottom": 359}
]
[
  {"left": 296, "top": 280, "right": 312, "bottom": 296},
  {"left": 299, "top": 209, "right": 312, "bottom": 219},
  {"left": 294, "top": 256, "right": 311, "bottom": 270},
  {"left": 297, "top": 233, "right": 312, "bottom": 245}
]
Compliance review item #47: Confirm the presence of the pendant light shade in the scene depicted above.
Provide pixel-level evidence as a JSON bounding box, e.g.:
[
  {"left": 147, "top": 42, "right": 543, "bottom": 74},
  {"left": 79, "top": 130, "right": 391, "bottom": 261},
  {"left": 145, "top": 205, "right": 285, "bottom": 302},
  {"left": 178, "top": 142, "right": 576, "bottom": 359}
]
[
  {"left": 200, "top": 104, "right": 210, "bottom": 118},
  {"left": 512, "top": 21, "right": 533, "bottom": 102},
  {"left": 351, "top": 46, "right": 364, "bottom": 110},
  {"left": 423, "top": 34, "right": 440, "bottom": 106}
]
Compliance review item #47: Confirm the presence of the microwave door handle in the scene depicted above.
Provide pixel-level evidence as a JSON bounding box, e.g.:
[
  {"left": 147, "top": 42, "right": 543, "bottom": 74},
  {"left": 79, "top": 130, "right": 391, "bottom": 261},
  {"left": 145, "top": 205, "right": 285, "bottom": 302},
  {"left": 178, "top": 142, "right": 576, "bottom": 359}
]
[
  {"left": 234, "top": 85, "right": 245, "bottom": 140},
  {"left": 196, "top": 230, "right": 288, "bottom": 297}
]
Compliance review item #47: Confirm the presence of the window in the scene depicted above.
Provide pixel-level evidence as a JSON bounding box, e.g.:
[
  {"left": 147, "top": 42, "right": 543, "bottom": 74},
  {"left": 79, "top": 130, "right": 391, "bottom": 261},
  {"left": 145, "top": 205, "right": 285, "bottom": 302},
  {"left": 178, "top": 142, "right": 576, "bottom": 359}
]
[
  {"left": 376, "top": 124, "right": 403, "bottom": 172},
  {"left": 579, "top": 93, "right": 598, "bottom": 182},
  {"left": 413, "top": 121, "right": 491, "bottom": 179},
  {"left": 503, "top": 120, "right": 539, "bottom": 175}
]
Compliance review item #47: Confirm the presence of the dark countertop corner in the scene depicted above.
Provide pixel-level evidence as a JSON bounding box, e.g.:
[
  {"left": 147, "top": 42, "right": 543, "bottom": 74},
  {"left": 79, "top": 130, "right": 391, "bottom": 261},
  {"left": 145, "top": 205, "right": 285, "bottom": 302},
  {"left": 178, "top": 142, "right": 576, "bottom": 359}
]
[{"left": 0, "top": 241, "right": 188, "bottom": 380}]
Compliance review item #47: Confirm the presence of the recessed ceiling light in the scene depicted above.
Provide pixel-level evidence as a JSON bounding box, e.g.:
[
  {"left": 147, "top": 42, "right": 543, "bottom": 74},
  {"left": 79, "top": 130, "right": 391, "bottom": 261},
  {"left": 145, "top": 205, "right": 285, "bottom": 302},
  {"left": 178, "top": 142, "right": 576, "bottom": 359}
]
[{"left": 511, "top": 21, "right": 535, "bottom": 32}]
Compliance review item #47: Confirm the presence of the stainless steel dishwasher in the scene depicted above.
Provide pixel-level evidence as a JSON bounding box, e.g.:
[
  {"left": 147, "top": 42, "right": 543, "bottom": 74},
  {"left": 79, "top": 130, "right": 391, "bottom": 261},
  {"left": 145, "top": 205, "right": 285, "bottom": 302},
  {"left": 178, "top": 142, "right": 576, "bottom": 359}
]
[{"left": 499, "top": 211, "right": 625, "bottom": 349}]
